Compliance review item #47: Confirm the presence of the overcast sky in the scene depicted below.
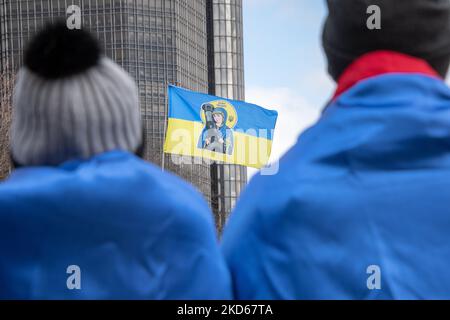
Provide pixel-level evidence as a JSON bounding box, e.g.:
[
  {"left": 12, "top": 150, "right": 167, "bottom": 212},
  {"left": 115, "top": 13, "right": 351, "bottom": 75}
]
[{"left": 243, "top": 1, "right": 334, "bottom": 177}]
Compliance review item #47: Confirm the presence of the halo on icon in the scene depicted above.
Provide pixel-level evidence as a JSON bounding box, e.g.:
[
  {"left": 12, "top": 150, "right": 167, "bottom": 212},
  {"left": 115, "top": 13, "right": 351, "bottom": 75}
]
[{"left": 200, "top": 100, "right": 238, "bottom": 129}]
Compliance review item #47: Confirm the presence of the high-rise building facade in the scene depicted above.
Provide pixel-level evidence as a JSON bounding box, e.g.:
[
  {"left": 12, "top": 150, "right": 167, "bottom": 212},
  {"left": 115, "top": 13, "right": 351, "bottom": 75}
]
[
  {"left": 0, "top": 0, "right": 246, "bottom": 226},
  {"left": 0, "top": 1, "right": 13, "bottom": 180}
]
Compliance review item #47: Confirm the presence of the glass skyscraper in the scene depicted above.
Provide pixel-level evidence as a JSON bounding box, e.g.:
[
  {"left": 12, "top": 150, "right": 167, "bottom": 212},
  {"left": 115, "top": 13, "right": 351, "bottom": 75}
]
[
  {"left": 207, "top": 0, "right": 246, "bottom": 230},
  {"left": 0, "top": 0, "right": 246, "bottom": 228}
]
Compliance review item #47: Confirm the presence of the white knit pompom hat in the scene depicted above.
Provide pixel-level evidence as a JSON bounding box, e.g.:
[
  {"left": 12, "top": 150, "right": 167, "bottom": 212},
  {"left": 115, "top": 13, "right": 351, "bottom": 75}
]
[{"left": 11, "top": 22, "right": 142, "bottom": 166}]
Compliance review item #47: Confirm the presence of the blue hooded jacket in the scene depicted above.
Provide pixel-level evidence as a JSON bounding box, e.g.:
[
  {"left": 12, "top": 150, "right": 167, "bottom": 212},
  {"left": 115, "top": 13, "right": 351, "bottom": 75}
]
[
  {"left": 222, "top": 51, "right": 450, "bottom": 300},
  {"left": 0, "top": 150, "right": 231, "bottom": 299}
]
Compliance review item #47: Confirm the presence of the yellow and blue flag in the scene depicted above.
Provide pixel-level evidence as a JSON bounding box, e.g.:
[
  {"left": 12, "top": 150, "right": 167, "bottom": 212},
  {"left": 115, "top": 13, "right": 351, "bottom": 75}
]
[{"left": 164, "top": 85, "right": 278, "bottom": 169}]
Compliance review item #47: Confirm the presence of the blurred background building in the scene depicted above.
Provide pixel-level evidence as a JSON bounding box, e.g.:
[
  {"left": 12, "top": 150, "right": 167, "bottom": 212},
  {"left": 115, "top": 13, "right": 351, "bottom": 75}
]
[
  {"left": 207, "top": 0, "right": 246, "bottom": 230},
  {"left": 0, "top": 0, "right": 246, "bottom": 230}
]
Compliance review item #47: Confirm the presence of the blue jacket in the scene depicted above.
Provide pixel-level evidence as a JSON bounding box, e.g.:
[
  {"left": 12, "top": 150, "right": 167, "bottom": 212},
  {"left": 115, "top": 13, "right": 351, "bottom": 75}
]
[
  {"left": 0, "top": 151, "right": 231, "bottom": 299},
  {"left": 222, "top": 51, "right": 450, "bottom": 299}
]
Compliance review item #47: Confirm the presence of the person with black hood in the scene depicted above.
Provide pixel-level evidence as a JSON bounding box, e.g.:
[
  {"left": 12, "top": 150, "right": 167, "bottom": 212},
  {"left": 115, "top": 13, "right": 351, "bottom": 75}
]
[
  {"left": 0, "top": 23, "right": 231, "bottom": 299},
  {"left": 222, "top": 0, "right": 450, "bottom": 299}
]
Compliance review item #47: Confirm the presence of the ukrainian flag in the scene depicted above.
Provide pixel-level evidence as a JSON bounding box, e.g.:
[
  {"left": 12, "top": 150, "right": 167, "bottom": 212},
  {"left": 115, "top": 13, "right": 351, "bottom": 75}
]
[{"left": 164, "top": 85, "right": 278, "bottom": 169}]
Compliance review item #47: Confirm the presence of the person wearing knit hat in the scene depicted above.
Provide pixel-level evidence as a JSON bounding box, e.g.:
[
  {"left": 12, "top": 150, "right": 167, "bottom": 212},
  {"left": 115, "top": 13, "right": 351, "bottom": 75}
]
[
  {"left": 222, "top": 1, "right": 450, "bottom": 299},
  {"left": 0, "top": 23, "right": 231, "bottom": 300},
  {"left": 323, "top": 0, "right": 450, "bottom": 80},
  {"left": 11, "top": 22, "right": 142, "bottom": 166}
]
